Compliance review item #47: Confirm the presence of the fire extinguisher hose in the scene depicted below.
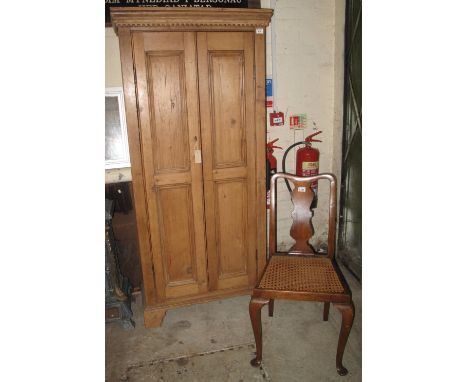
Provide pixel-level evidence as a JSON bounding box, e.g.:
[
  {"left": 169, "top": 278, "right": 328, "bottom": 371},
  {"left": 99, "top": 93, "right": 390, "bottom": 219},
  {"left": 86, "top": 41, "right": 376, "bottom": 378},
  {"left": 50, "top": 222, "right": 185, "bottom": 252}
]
[{"left": 281, "top": 141, "right": 307, "bottom": 194}]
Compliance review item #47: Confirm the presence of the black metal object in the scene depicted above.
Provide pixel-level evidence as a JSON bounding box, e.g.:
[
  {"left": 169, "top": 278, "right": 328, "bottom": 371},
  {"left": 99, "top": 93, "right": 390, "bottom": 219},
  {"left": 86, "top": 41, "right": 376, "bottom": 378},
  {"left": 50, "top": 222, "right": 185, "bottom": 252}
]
[
  {"left": 337, "top": 0, "right": 362, "bottom": 280},
  {"left": 105, "top": 0, "right": 254, "bottom": 26},
  {"left": 105, "top": 199, "right": 135, "bottom": 329},
  {"left": 105, "top": 182, "right": 133, "bottom": 214}
]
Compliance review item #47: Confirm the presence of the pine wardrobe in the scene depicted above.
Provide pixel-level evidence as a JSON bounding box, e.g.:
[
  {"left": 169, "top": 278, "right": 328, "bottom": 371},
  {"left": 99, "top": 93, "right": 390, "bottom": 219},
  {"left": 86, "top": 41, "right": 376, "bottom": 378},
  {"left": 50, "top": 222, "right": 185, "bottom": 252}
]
[{"left": 111, "top": 7, "right": 273, "bottom": 327}]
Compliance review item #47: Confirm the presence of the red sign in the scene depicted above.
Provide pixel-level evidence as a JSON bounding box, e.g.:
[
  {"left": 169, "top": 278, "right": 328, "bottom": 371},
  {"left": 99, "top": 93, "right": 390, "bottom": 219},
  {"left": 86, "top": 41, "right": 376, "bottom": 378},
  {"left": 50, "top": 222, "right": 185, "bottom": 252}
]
[{"left": 290, "top": 116, "right": 299, "bottom": 127}]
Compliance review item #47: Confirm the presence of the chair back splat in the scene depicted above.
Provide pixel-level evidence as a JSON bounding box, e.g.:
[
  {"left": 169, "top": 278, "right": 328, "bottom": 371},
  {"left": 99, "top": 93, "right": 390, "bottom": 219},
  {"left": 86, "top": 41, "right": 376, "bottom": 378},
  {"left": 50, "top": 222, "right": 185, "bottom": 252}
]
[{"left": 269, "top": 172, "right": 337, "bottom": 259}]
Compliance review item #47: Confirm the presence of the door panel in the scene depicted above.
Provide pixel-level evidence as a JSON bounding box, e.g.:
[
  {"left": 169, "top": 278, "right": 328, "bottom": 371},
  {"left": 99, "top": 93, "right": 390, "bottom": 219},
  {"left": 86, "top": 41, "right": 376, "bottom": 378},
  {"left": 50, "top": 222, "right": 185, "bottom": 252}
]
[
  {"left": 132, "top": 31, "right": 208, "bottom": 300},
  {"left": 210, "top": 52, "right": 246, "bottom": 168},
  {"left": 215, "top": 180, "right": 248, "bottom": 284},
  {"left": 158, "top": 185, "right": 196, "bottom": 284},
  {"left": 146, "top": 52, "right": 190, "bottom": 172},
  {"left": 197, "top": 32, "right": 257, "bottom": 291}
]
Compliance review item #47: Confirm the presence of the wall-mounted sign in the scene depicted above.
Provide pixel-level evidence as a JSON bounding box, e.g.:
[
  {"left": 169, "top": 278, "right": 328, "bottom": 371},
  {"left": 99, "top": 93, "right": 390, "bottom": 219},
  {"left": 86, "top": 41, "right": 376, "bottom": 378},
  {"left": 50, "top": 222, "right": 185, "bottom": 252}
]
[
  {"left": 106, "top": 0, "right": 250, "bottom": 26},
  {"left": 289, "top": 114, "right": 307, "bottom": 129},
  {"left": 266, "top": 78, "right": 273, "bottom": 108}
]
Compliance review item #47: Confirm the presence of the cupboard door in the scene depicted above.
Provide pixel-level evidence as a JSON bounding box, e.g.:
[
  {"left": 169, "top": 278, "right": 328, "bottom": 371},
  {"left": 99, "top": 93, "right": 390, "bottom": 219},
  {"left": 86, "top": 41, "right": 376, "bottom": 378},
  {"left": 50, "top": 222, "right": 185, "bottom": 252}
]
[
  {"left": 197, "top": 32, "right": 257, "bottom": 291},
  {"left": 132, "top": 31, "right": 208, "bottom": 300}
]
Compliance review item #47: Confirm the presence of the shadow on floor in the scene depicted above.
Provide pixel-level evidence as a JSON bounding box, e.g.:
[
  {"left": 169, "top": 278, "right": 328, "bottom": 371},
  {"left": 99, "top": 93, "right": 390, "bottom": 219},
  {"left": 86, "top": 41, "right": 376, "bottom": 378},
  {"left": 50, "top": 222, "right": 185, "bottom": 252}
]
[{"left": 106, "top": 265, "right": 361, "bottom": 382}]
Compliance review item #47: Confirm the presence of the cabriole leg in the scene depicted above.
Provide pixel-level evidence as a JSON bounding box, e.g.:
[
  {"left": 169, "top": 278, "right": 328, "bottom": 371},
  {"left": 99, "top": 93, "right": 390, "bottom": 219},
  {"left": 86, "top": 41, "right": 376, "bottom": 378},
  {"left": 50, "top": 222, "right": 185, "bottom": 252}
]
[
  {"left": 334, "top": 302, "right": 355, "bottom": 376},
  {"left": 268, "top": 299, "right": 274, "bottom": 317},
  {"left": 323, "top": 302, "right": 330, "bottom": 321},
  {"left": 249, "top": 297, "right": 269, "bottom": 367}
]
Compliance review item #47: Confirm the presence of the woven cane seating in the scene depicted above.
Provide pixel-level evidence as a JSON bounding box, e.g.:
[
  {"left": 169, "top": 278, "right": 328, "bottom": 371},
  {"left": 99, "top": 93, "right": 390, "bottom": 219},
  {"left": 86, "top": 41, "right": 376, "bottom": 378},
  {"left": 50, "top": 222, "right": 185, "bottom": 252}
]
[
  {"left": 258, "top": 255, "right": 345, "bottom": 294},
  {"left": 249, "top": 173, "right": 354, "bottom": 376}
]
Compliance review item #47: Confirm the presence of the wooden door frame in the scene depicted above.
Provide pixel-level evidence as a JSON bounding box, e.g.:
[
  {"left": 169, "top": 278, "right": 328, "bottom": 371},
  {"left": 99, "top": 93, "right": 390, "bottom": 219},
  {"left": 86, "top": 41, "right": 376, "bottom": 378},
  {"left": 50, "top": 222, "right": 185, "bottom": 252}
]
[{"left": 112, "top": 8, "right": 273, "bottom": 327}]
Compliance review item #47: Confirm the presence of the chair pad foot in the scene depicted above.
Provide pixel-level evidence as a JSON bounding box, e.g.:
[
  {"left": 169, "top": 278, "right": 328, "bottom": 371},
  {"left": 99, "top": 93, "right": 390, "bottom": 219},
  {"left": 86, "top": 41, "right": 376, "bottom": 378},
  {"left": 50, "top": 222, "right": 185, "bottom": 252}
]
[
  {"left": 337, "top": 366, "right": 348, "bottom": 376},
  {"left": 250, "top": 358, "right": 262, "bottom": 367}
]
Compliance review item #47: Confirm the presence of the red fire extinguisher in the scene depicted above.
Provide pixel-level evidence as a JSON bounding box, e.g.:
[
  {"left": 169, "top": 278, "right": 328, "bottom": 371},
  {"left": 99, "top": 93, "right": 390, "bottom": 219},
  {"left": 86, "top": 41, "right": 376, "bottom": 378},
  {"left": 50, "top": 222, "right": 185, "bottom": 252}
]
[
  {"left": 266, "top": 138, "right": 282, "bottom": 208},
  {"left": 282, "top": 131, "right": 322, "bottom": 208},
  {"left": 296, "top": 131, "right": 322, "bottom": 195}
]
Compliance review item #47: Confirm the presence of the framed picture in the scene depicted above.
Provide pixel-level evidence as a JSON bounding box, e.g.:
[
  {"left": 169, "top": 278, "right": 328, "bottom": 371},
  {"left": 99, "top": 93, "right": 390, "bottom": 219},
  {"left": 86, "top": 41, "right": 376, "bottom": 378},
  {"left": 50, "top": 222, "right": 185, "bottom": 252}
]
[{"left": 105, "top": 87, "right": 130, "bottom": 169}]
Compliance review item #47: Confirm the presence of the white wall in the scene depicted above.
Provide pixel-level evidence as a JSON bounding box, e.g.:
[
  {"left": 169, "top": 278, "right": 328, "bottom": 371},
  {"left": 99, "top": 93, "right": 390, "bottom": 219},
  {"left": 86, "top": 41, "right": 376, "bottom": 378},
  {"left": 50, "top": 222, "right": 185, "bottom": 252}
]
[
  {"left": 104, "top": 0, "right": 346, "bottom": 250},
  {"left": 105, "top": 27, "right": 122, "bottom": 88},
  {"left": 263, "top": 0, "right": 345, "bottom": 250}
]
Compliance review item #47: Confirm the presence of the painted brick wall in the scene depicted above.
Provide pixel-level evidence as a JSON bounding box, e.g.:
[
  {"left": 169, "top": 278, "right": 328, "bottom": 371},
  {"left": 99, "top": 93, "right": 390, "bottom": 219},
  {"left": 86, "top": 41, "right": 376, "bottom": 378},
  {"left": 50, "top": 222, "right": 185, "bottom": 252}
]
[{"left": 262, "top": 0, "right": 345, "bottom": 251}]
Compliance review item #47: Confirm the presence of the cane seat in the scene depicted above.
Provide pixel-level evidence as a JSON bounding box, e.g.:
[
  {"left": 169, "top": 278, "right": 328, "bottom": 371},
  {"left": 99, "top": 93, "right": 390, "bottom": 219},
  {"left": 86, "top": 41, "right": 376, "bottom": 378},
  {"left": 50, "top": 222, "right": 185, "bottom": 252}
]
[{"left": 258, "top": 255, "right": 345, "bottom": 294}]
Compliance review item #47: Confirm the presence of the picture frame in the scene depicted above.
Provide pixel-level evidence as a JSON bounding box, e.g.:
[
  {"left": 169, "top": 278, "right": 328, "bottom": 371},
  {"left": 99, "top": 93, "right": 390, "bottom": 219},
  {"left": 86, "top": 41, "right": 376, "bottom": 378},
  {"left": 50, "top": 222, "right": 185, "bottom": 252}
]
[{"left": 105, "top": 87, "right": 131, "bottom": 169}]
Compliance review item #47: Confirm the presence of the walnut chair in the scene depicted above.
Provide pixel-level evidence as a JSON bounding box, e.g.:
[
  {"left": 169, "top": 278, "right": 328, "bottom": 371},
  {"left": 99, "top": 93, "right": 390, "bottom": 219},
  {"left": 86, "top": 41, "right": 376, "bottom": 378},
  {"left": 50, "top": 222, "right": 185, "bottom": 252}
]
[{"left": 249, "top": 172, "right": 354, "bottom": 376}]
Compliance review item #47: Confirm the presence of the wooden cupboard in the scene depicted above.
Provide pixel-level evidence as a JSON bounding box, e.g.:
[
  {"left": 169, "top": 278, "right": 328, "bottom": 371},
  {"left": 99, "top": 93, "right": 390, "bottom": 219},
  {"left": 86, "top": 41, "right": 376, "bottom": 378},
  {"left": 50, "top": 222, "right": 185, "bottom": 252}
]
[{"left": 111, "top": 8, "right": 273, "bottom": 327}]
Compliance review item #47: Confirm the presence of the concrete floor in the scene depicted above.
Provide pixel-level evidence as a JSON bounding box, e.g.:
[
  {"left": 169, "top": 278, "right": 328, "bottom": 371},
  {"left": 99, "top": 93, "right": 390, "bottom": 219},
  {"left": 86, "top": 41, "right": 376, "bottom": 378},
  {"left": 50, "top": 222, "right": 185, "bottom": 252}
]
[{"left": 106, "top": 265, "right": 361, "bottom": 382}]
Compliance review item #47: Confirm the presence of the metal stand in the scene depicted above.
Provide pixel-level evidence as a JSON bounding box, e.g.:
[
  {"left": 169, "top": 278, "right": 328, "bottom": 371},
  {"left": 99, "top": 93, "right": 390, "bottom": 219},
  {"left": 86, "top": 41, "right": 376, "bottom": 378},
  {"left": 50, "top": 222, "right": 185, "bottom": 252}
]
[{"left": 105, "top": 199, "right": 135, "bottom": 329}]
